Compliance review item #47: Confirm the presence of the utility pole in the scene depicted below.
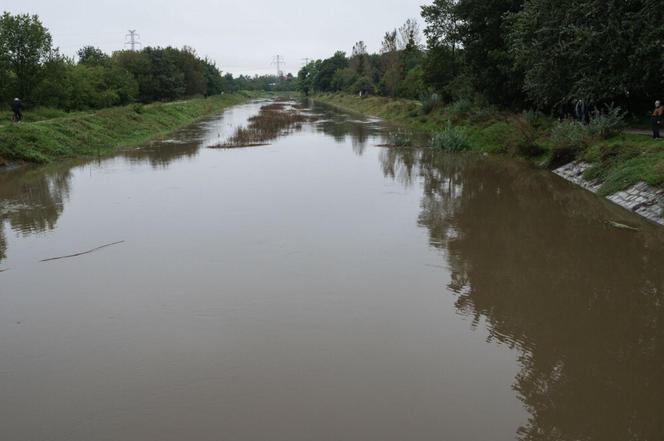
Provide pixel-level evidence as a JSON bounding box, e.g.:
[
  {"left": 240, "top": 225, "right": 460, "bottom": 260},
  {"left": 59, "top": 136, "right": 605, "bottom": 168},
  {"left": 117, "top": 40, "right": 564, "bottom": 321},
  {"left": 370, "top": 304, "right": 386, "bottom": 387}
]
[
  {"left": 271, "top": 55, "right": 285, "bottom": 79},
  {"left": 125, "top": 30, "right": 141, "bottom": 51}
]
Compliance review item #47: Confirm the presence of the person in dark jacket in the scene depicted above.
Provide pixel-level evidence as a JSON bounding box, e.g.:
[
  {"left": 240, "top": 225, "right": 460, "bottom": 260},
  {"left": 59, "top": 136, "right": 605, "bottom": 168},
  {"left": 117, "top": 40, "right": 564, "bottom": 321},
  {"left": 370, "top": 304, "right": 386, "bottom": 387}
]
[
  {"left": 11, "top": 98, "right": 23, "bottom": 123},
  {"left": 652, "top": 100, "right": 663, "bottom": 139},
  {"left": 575, "top": 99, "right": 590, "bottom": 124}
]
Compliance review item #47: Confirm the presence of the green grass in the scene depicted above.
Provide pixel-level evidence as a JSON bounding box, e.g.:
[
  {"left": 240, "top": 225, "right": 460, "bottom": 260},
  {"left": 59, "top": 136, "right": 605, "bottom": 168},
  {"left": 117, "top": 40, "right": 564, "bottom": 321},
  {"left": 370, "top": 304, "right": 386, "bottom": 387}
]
[
  {"left": 0, "top": 92, "right": 258, "bottom": 164},
  {"left": 315, "top": 93, "right": 664, "bottom": 196}
]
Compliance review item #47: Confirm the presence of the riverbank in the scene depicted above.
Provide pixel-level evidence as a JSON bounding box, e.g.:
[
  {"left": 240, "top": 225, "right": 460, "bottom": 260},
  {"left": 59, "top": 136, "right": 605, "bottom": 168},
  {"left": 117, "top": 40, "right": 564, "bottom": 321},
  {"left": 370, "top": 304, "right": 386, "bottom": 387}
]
[
  {"left": 0, "top": 93, "right": 257, "bottom": 164},
  {"left": 315, "top": 93, "right": 664, "bottom": 224}
]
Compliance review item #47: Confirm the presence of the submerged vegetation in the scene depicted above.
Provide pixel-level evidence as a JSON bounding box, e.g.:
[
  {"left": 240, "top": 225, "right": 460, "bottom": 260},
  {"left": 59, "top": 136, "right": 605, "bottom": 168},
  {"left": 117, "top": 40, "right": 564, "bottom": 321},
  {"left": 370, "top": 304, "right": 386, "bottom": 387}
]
[{"left": 211, "top": 99, "right": 316, "bottom": 149}]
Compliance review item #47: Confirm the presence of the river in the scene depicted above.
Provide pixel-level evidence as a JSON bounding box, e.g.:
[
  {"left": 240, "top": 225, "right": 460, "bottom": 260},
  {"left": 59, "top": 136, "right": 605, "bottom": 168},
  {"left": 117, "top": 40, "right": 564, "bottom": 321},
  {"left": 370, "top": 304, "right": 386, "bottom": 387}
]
[{"left": 1, "top": 99, "right": 663, "bottom": 441}]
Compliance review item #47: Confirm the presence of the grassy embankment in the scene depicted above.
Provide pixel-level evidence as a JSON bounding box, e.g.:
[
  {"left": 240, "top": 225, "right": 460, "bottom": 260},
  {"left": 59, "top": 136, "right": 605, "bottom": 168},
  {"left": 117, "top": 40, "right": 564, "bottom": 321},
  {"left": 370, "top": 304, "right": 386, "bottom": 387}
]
[
  {"left": 0, "top": 92, "right": 257, "bottom": 164},
  {"left": 315, "top": 93, "right": 664, "bottom": 197}
]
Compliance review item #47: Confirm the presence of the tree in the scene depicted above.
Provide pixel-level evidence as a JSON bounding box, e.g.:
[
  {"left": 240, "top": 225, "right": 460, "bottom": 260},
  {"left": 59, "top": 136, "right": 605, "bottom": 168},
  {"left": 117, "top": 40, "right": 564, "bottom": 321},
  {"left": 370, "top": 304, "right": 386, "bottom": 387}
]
[
  {"left": 509, "top": 0, "right": 664, "bottom": 112},
  {"left": 421, "top": 2, "right": 464, "bottom": 99},
  {"left": 398, "top": 18, "right": 423, "bottom": 50},
  {"left": 202, "top": 58, "right": 224, "bottom": 96},
  {"left": 77, "top": 46, "right": 110, "bottom": 66},
  {"left": 399, "top": 19, "right": 425, "bottom": 75},
  {"left": 421, "top": 0, "right": 461, "bottom": 53},
  {"left": 0, "top": 12, "right": 53, "bottom": 102},
  {"left": 298, "top": 61, "right": 319, "bottom": 95},
  {"left": 380, "top": 30, "right": 401, "bottom": 97},
  {"left": 455, "top": 0, "right": 525, "bottom": 107},
  {"left": 313, "top": 51, "right": 348, "bottom": 92},
  {"left": 350, "top": 41, "right": 370, "bottom": 77}
]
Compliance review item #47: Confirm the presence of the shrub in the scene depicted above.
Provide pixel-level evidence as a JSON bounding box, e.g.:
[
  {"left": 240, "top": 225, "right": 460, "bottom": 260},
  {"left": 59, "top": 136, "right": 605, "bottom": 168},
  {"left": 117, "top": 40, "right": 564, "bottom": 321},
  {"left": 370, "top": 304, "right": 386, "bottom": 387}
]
[
  {"left": 522, "top": 109, "right": 547, "bottom": 128},
  {"left": 587, "top": 103, "right": 626, "bottom": 139},
  {"left": 420, "top": 93, "right": 442, "bottom": 115},
  {"left": 432, "top": 123, "right": 470, "bottom": 152},
  {"left": 548, "top": 120, "right": 588, "bottom": 166},
  {"left": 551, "top": 120, "right": 587, "bottom": 150},
  {"left": 448, "top": 98, "right": 473, "bottom": 116},
  {"left": 507, "top": 115, "right": 544, "bottom": 157},
  {"left": 132, "top": 103, "right": 144, "bottom": 114}
]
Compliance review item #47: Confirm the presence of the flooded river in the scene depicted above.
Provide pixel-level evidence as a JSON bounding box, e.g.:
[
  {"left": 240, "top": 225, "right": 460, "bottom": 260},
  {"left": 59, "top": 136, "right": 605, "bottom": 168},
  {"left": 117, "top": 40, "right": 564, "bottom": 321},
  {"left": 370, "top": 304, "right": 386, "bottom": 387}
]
[{"left": 1, "top": 100, "right": 664, "bottom": 441}]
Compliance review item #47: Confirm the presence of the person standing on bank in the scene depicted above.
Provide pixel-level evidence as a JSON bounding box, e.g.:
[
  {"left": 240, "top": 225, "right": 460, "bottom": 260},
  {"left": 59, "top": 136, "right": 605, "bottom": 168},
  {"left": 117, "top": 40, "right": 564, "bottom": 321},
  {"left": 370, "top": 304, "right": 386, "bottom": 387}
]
[
  {"left": 652, "top": 100, "right": 664, "bottom": 139},
  {"left": 11, "top": 98, "right": 23, "bottom": 123},
  {"left": 575, "top": 99, "right": 589, "bottom": 124}
]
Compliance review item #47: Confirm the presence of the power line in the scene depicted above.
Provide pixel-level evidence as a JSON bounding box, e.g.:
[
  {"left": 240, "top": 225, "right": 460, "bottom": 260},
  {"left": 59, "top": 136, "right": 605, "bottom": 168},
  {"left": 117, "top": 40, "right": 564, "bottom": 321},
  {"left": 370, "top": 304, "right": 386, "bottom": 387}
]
[{"left": 125, "top": 30, "right": 141, "bottom": 51}]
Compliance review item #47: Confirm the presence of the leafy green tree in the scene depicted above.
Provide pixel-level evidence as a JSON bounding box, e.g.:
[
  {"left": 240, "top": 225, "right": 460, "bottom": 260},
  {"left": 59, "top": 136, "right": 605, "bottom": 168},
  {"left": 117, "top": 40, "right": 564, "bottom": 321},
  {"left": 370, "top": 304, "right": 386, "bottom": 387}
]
[
  {"left": 331, "top": 67, "right": 358, "bottom": 92},
  {"left": 298, "top": 61, "right": 319, "bottom": 95},
  {"left": 350, "top": 41, "right": 370, "bottom": 78},
  {"left": 0, "top": 12, "right": 52, "bottom": 102},
  {"left": 509, "top": 0, "right": 664, "bottom": 112},
  {"left": 455, "top": 0, "right": 525, "bottom": 107},
  {"left": 421, "top": 0, "right": 461, "bottom": 53},
  {"left": 399, "top": 66, "right": 427, "bottom": 99},
  {"left": 313, "top": 51, "right": 348, "bottom": 92},
  {"left": 77, "top": 46, "right": 110, "bottom": 66},
  {"left": 201, "top": 58, "right": 224, "bottom": 96},
  {"left": 176, "top": 46, "right": 207, "bottom": 97}
]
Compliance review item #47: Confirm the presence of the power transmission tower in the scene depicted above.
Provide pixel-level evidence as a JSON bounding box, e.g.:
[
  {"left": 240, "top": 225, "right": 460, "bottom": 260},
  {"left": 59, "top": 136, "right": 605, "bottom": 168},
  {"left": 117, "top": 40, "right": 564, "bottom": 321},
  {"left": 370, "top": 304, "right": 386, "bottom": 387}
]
[
  {"left": 271, "top": 55, "right": 285, "bottom": 78},
  {"left": 301, "top": 58, "right": 311, "bottom": 66},
  {"left": 125, "top": 30, "right": 141, "bottom": 51}
]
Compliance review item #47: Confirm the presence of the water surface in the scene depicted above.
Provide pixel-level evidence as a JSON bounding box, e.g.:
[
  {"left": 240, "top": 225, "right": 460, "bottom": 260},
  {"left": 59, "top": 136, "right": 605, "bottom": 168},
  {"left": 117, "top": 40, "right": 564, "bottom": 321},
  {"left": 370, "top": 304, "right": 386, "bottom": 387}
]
[{"left": 1, "top": 100, "right": 663, "bottom": 441}]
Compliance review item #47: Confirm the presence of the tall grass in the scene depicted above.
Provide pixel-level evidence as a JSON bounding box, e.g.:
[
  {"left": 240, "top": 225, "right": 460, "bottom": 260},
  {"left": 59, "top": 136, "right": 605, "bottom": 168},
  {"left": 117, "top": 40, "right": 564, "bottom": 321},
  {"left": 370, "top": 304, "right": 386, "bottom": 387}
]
[{"left": 432, "top": 123, "right": 470, "bottom": 152}]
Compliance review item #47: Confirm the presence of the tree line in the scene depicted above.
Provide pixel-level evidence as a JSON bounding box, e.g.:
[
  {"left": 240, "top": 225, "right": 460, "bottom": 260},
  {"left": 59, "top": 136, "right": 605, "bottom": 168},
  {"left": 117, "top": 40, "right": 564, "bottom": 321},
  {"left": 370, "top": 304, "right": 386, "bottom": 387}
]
[
  {"left": 299, "top": 0, "right": 664, "bottom": 115},
  {"left": 0, "top": 12, "right": 296, "bottom": 112}
]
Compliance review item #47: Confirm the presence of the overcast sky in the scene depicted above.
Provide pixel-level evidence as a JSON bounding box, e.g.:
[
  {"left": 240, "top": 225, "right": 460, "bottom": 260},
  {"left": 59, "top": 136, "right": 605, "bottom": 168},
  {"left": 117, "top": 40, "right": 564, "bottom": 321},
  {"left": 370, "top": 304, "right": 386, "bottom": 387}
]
[{"left": 5, "top": 0, "right": 427, "bottom": 76}]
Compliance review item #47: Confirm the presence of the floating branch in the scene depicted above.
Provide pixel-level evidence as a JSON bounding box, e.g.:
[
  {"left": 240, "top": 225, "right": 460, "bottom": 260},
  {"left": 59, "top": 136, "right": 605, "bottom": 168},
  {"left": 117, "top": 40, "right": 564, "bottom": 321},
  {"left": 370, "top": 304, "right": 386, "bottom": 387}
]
[
  {"left": 607, "top": 221, "right": 639, "bottom": 232},
  {"left": 40, "top": 241, "right": 125, "bottom": 263}
]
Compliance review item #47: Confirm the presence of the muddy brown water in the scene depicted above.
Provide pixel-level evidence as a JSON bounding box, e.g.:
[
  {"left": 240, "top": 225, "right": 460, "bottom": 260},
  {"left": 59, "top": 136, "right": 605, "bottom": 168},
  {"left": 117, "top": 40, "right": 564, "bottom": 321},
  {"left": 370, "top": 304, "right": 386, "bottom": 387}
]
[{"left": 1, "top": 100, "right": 664, "bottom": 441}]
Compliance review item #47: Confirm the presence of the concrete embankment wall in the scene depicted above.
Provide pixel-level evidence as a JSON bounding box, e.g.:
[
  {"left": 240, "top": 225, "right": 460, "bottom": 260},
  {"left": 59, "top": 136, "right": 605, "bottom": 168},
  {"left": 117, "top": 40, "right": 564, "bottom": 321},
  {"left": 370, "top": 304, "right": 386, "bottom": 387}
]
[{"left": 555, "top": 161, "right": 664, "bottom": 226}]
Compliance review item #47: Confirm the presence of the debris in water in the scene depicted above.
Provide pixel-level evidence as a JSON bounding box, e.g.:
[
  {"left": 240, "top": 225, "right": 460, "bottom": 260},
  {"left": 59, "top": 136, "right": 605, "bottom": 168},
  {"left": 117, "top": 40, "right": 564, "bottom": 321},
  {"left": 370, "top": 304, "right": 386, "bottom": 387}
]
[
  {"left": 607, "top": 221, "right": 639, "bottom": 232},
  {"left": 40, "top": 241, "right": 125, "bottom": 263}
]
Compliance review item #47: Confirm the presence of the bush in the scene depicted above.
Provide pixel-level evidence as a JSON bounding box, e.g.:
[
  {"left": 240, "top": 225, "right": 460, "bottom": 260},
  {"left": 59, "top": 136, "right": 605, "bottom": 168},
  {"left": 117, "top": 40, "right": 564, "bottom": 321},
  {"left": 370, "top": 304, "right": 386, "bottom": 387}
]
[
  {"left": 551, "top": 120, "right": 587, "bottom": 150},
  {"left": 507, "top": 115, "right": 544, "bottom": 157},
  {"left": 587, "top": 103, "right": 626, "bottom": 139},
  {"left": 448, "top": 98, "right": 473, "bottom": 116},
  {"left": 420, "top": 93, "right": 442, "bottom": 115},
  {"left": 548, "top": 120, "right": 588, "bottom": 166},
  {"left": 432, "top": 123, "right": 470, "bottom": 152},
  {"left": 522, "top": 109, "right": 547, "bottom": 128}
]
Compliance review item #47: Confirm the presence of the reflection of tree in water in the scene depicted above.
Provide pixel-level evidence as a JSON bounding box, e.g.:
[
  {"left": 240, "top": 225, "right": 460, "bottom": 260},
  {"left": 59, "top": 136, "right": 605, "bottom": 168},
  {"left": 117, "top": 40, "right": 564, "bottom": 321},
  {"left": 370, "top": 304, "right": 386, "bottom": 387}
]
[
  {"left": 381, "top": 148, "right": 664, "bottom": 441},
  {"left": 0, "top": 165, "right": 73, "bottom": 263},
  {"left": 379, "top": 147, "right": 418, "bottom": 188},
  {"left": 312, "top": 103, "right": 383, "bottom": 155},
  {"left": 0, "top": 226, "right": 6, "bottom": 263},
  {"left": 121, "top": 140, "right": 200, "bottom": 169}
]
